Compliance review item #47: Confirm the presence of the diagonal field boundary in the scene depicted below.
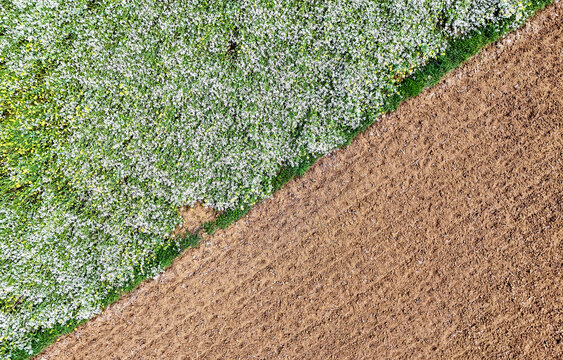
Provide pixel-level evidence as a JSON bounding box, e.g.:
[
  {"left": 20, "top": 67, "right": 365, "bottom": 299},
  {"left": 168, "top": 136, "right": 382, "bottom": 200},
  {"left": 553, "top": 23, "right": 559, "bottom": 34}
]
[{"left": 37, "top": 1, "right": 561, "bottom": 359}]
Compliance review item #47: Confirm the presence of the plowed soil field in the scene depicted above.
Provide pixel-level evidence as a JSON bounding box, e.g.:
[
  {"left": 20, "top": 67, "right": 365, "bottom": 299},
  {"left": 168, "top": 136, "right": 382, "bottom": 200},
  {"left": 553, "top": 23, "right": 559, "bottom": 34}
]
[{"left": 39, "top": 3, "right": 562, "bottom": 359}]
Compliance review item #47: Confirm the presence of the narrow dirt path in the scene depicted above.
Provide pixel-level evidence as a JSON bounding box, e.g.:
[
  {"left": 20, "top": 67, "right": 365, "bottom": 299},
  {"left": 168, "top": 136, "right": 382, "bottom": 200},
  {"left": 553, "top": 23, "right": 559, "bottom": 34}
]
[{"left": 40, "top": 3, "right": 562, "bottom": 359}]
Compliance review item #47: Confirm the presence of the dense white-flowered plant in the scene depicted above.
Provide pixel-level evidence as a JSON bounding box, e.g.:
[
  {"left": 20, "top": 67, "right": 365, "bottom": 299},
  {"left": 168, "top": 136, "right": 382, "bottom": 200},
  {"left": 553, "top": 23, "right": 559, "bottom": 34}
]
[{"left": 0, "top": 0, "right": 535, "bottom": 357}]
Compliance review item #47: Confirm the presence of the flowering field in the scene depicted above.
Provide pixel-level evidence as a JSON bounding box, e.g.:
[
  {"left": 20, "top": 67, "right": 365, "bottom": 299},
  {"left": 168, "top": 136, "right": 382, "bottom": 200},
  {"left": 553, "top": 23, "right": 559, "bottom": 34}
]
[{"left": 0, "top": 0, "right": 546, "bottom": 358}]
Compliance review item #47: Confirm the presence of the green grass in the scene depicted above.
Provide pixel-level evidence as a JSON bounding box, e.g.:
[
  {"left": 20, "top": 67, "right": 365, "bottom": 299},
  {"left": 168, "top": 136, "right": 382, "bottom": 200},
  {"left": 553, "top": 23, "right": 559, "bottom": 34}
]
[{"left": 10, "top": 0, "right": 554, "bottom": 358}]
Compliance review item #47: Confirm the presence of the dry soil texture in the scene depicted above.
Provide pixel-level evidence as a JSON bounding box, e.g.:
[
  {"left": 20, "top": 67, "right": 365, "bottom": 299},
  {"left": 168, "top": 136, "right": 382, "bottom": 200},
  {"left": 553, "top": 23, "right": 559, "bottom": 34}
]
[{"left": 39, "top": 3, "right": 562, "bottom": 360}]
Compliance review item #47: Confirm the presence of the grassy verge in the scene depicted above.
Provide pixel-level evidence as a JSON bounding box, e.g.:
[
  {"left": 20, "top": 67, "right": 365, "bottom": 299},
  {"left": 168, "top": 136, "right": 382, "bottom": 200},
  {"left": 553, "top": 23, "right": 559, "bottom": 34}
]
[{"left": 20, "top": 1, "right": 553, "bottom": 359}]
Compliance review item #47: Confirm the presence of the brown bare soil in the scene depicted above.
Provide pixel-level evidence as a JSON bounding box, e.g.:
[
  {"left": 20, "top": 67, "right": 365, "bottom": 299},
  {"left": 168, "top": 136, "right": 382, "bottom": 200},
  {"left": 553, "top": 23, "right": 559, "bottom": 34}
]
[
  {"left": 39, "top": 3, "right": 562, "bottom": 360},
  {"left": 175, "top": 202, "right": 217, "bottom": 236}
]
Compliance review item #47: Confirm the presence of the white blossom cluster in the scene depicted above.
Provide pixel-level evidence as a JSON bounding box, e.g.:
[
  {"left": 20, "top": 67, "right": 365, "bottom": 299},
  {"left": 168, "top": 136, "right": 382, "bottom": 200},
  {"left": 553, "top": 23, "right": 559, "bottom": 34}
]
[{"left": 0, "top": 0, "right": 534, "bottom": 357}]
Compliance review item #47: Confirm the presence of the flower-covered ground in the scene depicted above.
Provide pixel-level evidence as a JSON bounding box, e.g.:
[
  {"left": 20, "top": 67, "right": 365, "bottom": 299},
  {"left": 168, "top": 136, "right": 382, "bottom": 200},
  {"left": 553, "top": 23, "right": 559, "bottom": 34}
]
[{"left": 0, "top": 0, "right": 549, "bottom": 358}]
